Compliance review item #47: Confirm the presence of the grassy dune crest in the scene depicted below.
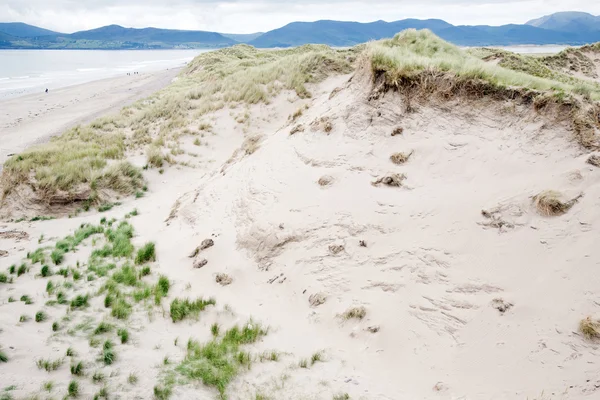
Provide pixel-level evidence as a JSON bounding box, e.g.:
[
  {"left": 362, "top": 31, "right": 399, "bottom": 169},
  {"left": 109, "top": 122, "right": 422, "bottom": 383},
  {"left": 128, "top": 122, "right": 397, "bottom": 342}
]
[
  {"left": 0, "top": 125, "right": 142, "bottom": 212},
  {"left": 367, "top": 29, "right": 600, "bottom": 148},
  {"left": 368, "top": 29, "right": 600, "bottom": 99}
]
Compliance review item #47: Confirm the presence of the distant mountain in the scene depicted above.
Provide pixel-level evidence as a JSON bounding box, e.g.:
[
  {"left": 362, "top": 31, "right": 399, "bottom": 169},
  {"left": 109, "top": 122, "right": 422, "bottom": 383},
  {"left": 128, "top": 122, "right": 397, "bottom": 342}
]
[
  {"left": 0, "top": 24, "right": 237, "bottom": 49},
  {"left": 249, "top": 19, "right": 452, "bottom": 47},
  {"left": 0, "top": 22, "right": 61, "bottom": 37},
  {"left": 526, "top": 11, "right": 600, "bottom": 33},
  {"left": 68, "top": 25, "right": 236, "bottom": 46},
  {"left": 3, "top": 12, "right": 600, "bottom": 50},
  {"left": 221, "top": 32, "right": 264, "bottom": 43},
  {"left": 249, "top": 19, "right": 600, "bottom": 48}
]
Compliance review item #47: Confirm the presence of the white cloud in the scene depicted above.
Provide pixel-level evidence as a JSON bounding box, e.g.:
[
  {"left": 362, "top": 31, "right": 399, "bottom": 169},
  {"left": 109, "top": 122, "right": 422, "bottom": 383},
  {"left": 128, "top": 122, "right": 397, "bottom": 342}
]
[{"left": 1, "top": 0, "right": 599, "bottom": 34}]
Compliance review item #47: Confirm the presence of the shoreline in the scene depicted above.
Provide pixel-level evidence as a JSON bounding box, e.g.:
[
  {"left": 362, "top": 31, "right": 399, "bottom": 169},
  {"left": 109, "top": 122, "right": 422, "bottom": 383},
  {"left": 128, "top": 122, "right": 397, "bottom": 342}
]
[{"left": 0, "top": 67, "right": 181, "bottom": 167}]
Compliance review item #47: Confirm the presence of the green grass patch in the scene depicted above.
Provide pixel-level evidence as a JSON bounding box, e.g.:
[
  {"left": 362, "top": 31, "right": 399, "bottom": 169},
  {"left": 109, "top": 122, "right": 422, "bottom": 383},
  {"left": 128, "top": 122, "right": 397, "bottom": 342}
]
[
  {"left": 0, "top": 273, "right": 7, "bottom": 283},
  {"left": 92, "top": 371, "right": 104, "bottom": 383},
  {"left": 133, "top": 286, "right": 152, "bottom": 302},
  {"left": 16, "top": 263, "right": 27, "bottom": 277},
  {"left": 102, "top": 340, "right": 115, "bottom": 365},
  {"left": 28, "top": 248, "right": 46, "bottom": 264},
  {"left": 127, "top": 373, "right": 138, "bottom": 384},
  {"left": 111, "top": 264, "right": 138, "bottom": 286},
  {"left": 35, "top": 310, "right": 48, "bottom": 322},
  {"left": 70, "top": 294, "right": 89, "bottom": 309},
  {"left": 37, "top": 357, "right": 64, "bottom": 372},
  {"left": 177, "top": 321, "right": 268, "bottom": 397},
  {"left": 98, "top": 202, "right": 121, "bottom": 212},
  {"left": 0, "top": 350, "right": 7, "bottom": 363},
  {"left": 40, "top": 265, "right": 52, "bottom": 277},
  {"left": 153, "top": 385, "right": 172, "bottom": 400},
  {"left": 67, "top": 379, "right": 79, "bottom": 397},
  {"left": 135, "top": 242, "right": 156, "bottom": 264},
  {"left": 50, "top": 249, "right": 65, "bottom": 265},
  {"left": 118, "top": 328, "right": 129, "bottom": 344},
  {"left": 70, "top": 361, "right": 84, "bottom": 376},
  {"left": 170, "top": 297, "right": 216, "bottom": 322},
  {"left": 20, "top": 295, "right": 33, "bottom": 304},
  {"left": 93, "top": 322, "right": 113, "bottom": 335},
  {"left": 56, "top": 223, "right": 104, "bottom": 253},
  {"left": 110, "top": 298, "right": 132, "bottom": 320}
]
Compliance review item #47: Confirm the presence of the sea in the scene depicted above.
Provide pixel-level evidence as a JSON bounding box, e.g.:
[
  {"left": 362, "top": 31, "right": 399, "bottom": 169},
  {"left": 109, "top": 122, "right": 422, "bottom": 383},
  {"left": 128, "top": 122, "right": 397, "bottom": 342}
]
[
  {"left": 0, "top": 45, "right": 570, "bottom": 101},
  {"left": 0, "top": 49, "right": 211, "bottom": 100}
]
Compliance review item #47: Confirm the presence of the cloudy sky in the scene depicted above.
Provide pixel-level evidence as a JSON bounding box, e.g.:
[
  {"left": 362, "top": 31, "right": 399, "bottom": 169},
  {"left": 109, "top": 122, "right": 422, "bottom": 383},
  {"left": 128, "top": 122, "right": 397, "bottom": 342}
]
[{"left": 1, "top": 0, "right": 599, "bottom": 34}]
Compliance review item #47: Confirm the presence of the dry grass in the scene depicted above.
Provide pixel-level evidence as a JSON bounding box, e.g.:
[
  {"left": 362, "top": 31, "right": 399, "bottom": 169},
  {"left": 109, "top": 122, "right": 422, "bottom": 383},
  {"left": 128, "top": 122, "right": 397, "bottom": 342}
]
[
  {"left": 318, "top": 175, "right": 334, "bottom": 186},
  {"left": 579, "top": 317, "right": 600, "bottom": 339},
  {"left": 372, "top": 173, "right": 406, "bottom": 187},
  {"left": 390, "top": 151, "right": 413, "bottom": 165},
  {"left": 587, "top": 154, "right": 600, "bottom": 167},
  {"left": 290, "top": 124, "right": 305, "bottom": 135},
  {"left": 342, "top": 306, "right": 367, "bottom": 320},
  {"left": 215, "top": 273, "right": 233, "bottom": 286},
  {"left": 242, "top": 135, "right": 263, "bottom": 155},
  {"left": 309, "top": 292, "right": 327, "bottom": 308},
  {"left": 1, "top": 126, "right": 143, "bottom": 207},
  {"left": 533, "top": 190, "right": 581, "bottom": 216}
]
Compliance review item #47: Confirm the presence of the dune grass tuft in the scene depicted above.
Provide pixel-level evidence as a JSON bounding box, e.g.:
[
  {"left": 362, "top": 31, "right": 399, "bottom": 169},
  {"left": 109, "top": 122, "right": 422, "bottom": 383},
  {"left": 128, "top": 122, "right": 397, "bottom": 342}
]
[
  {"left": 342, "top": 306, "right": 367, "bottom": 320},
  {"left": 37, "top": 357, "right": 64, "bottom": 372},
  {"left": 135, "top": 242, "right": 156, "bottom": 264},
  {"left": 533, "top": 190, "right": 581, "bottom": 216},
  {"left": 390, "top": 151, "right": 413, "bottom": 165},
  {"left": 70, "top": 294, "right": 89, "bottom": 309},
  {"left": 102, "top": 340, "right": 116, "bottom": 365},
  {"left": 153, "top": 385, "right": 172, "bottom": 400},
  {"left": 67, "top": 379, "right": 79, "bottom": 397},
  {"left": 177, "top": 321, "right": 268, "bottom": 397},
  {"left": 35, "top": 310, "right": 48, "bottom": 322},
  {"left": 580, "top": 316, "right": 600, "bottom": 340},
  {"left": 369, "top": 29, "right": 600, "bottom": 100},
  {"left": 170, "top": 297, "right": 216, "bottom": 322},
  {"left": 93, "top": 322, "right": 113, "bottom": 335},
  {"left": 118, "top": 328, "right": 129, "bottom": 344},
  {"left": 70, "top": 361, "right": 84, "bottom": 376}
]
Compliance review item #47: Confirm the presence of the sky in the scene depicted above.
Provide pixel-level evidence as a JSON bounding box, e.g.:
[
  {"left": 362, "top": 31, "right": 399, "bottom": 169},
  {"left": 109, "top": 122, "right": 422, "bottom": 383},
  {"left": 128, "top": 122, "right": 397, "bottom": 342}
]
[{"left": 1, "top": 0, "right": 599, "bottom": 34}]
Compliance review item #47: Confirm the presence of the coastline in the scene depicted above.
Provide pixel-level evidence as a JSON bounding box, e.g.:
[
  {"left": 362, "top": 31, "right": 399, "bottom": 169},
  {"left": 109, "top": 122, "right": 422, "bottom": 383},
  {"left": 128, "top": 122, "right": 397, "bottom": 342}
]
[{"left": 0, "top": 67, "right": 181, "bottom": 167}]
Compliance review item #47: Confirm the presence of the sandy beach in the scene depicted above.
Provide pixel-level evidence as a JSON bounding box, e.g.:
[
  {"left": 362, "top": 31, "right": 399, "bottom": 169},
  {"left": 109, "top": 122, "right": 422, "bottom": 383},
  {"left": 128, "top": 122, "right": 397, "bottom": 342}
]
[
  {"left": 0, "top": 68, "right": 180, "bottom": 166},
  {"left": 1, "top": 33, "right": 600, "bottom": 400}
]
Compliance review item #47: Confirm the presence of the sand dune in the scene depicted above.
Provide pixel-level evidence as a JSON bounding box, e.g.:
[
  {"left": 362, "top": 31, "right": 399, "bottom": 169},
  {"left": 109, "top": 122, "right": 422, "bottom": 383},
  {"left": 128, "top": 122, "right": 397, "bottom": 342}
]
[{"left": 1, "top": 33, "right": 600, "bottom": 400}]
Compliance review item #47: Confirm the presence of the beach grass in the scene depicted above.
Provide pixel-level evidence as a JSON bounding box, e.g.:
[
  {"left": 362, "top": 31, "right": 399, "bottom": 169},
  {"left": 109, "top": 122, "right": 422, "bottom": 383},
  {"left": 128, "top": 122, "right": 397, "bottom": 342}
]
[{"left": 368, "top": 29, "right": 600, "bottom": 99}]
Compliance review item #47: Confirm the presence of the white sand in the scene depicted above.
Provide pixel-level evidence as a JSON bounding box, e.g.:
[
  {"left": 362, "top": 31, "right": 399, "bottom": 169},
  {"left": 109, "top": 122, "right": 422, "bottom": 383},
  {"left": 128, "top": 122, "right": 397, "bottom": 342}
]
[{"left": 1, "top": 64, "right": 600, "bottom": 400}]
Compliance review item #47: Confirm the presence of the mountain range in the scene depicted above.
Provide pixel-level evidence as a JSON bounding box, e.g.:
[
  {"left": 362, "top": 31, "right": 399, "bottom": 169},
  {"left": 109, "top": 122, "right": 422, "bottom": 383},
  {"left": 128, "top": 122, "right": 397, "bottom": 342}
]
[{"left": 1, "top": 11, "right": 600, "bottom": 50}]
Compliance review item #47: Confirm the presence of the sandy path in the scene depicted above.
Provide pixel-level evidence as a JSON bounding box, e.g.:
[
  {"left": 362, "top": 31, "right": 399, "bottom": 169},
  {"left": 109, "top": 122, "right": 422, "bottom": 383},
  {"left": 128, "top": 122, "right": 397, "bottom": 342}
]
[{"left": 0, "top": 68, "right": 180, "bottom": 167}]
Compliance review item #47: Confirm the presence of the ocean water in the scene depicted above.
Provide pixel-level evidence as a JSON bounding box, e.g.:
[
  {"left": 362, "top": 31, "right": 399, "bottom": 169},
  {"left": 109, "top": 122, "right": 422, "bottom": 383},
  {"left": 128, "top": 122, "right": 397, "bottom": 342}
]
[{"left": 0, "top": 49, "right": 211, "bottom": 100}]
